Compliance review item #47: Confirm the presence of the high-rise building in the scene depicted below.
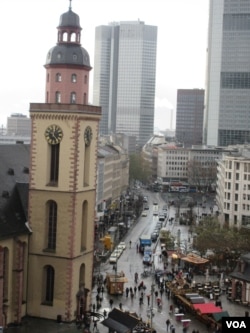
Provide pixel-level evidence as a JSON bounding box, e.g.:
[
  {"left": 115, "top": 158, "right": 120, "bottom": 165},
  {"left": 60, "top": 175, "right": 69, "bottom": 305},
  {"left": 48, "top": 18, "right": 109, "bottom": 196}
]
[
  {"left": 93, "top": 21, "right": 157, "bottom": 148},
  {"left": 7, "top": 113, "right": 31, "bottom": 136},
  {"left": 204, "top": 0, "right": 250, "bottom": 147},
  {"left": 175, "top": 89, "right": 204, "bottom": 147}
]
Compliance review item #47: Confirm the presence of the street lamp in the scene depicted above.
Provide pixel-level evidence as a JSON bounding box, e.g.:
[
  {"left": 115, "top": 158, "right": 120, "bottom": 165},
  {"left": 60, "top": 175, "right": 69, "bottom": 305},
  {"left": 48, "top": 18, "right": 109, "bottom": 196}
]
[{"left": 146, "top": 284, "right": 155, "bottom": 328}]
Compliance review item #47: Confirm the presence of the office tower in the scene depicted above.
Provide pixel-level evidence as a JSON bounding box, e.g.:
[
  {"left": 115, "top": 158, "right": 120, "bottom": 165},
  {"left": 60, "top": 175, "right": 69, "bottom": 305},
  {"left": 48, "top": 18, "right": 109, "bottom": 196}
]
[
  {"left": 204, "top": 0, "right": 250, "bottom": 147},
  {"left": 176, "top": 89, "right": 204, "bottom": 147},
  {"left": 7, "top": 113, "right": 31, "bottom": 136},
  {"left": 93, "top": 21, "right": 157, "bottom": 148}
]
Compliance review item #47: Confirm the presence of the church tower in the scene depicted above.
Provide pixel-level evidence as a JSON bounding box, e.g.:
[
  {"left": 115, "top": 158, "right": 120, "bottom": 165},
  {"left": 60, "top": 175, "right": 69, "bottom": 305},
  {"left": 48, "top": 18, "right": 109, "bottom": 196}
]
[{"left": 27, "top": 1, "right": 101, "bottom": 322}]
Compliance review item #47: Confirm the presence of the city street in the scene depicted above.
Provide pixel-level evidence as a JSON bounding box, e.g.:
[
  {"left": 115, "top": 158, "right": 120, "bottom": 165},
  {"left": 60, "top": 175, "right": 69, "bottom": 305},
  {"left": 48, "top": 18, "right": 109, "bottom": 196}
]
[
  {"left": 89, "top": 190, "right": 249, "bottom": 333},
  {"left": 6, "top": 190, "right": 249, "bottom": 333}
]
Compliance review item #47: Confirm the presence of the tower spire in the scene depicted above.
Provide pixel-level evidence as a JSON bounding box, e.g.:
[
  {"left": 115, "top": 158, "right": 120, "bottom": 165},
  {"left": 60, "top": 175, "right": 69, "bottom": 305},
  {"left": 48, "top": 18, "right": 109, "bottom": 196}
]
[{"left": 69, "top": 0, "right": 72, "bottom": 10}]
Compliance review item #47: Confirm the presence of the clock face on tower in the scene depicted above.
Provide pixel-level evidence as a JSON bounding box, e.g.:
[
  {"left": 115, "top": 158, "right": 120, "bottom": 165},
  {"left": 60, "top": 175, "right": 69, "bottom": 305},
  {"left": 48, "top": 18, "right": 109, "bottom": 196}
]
[
  {"left": 84, "top": 126, "right": 92, "bottom": 146},
  {"left": 45, "top": 124, "right": 63, "bottom": 145}
]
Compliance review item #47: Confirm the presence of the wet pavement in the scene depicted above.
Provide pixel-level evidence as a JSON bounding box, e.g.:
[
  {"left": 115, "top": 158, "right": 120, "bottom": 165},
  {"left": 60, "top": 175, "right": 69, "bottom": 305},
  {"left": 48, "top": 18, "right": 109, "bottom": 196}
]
[{"left": 6, "top": 191, "right": 249, "bottom": 333}]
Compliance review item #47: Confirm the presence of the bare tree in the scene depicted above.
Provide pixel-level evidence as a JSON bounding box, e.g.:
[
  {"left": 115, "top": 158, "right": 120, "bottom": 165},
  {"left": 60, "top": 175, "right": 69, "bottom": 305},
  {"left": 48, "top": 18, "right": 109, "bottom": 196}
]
[{"left": 187, "top": 159, "right": 217, "bottom": 191}]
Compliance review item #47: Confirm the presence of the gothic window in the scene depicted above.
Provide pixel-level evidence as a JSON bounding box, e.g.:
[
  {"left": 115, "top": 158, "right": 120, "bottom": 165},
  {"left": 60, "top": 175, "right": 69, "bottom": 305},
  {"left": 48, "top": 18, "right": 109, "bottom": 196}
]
[
  {"left": 84, "top": 75, "right": 87, "bottom": 84},
  {"left": 81, "top": 201, "right": 88, "bottom": 250},
  {"left": 55, "top": 91, "right": 61, "bottom": 103},
  {"left": 70, "top": 92, "right": 76, "bottom": 104},
  {"left": 43, "top": 265, "right": 55, "bottom": 305},
  {"left": 47, "top": 200, "right": 57, "bottom": 250},
  {"left": 56, "top": 73, "right": 62, "bottom": 82},
  {"left": 2, "top": 248, "right": 9, "bottom": 301},
  {"left": 50, "top": 144, "right": 60, "bottom": 184},
  {"left": 83, "top": 93, "right": 87, "bottom": 104},
  {"left": 72, "top": 74, "right": 77, "bottom": 83}
]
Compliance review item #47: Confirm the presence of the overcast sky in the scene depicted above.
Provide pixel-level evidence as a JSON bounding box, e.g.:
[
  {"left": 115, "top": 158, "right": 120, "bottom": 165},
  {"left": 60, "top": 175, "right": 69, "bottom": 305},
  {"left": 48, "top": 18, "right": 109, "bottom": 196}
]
[{"left": 0, "top": 0, "right": 209, "bottom": 130}]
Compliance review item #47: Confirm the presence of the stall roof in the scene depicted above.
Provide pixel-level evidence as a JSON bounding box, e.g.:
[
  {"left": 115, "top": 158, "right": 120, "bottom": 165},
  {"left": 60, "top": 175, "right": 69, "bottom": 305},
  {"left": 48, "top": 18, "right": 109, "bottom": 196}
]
[
  {"left": 185, "top": 293, "right": 200, "bottom": 299},
  {"left": 102, "top": 308, "right": 140, "bottom": 333},
  {"left": 212, "top": 311, "right": 230, "bottom": 322},
  {"left": 190, "top": 297, "right": 205, "bottom": 304},
  {"left": 102, "top": 317, "right": 129, "bottom": 333},
  {"left": 193, "top": 303, "right": 222, "bottom": 314},
  {"left": 108, "top": 277, "right": 128, "bottom": 283},
  {"left": 181, "top": 253, "right": 209, "bottom": 264}
]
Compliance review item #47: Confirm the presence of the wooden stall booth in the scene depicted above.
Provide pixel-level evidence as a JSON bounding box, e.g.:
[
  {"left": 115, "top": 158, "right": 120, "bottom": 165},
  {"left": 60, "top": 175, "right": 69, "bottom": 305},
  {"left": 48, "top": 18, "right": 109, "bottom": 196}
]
[{"left": 106, "top": 271, "right": 128, "bottom": 295}]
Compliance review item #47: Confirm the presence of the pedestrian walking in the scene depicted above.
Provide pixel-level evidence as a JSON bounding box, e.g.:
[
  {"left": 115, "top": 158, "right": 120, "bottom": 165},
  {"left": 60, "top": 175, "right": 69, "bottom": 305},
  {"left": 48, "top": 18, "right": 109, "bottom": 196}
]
[
  {"left": 139, "top": 296, "right": 143, "bottom": 305},
  {"left": 129, "top": 240, "right": 132, "bottom": 248},
  {"left": 147, "top": 294, "right": 150, "bottom": 306},
  {"left": 166, "top": 319, "right": 171, "bottom": 332},
  {"left": 93, "top": 320, "right": 98, "bottom": 332},
  {"left": 156, "top": 297, "right": 162, "bottom": 308},
  {"left": 170, "top": 324, "right": 175, "bottom": 333},
  {"left": 134, "top": 286, "right": 137, "bottom": 295},
  {"left": 119, "top": 302, "right": 122, "bottom": 310},
  {"left": 103, "top": 309, "right": 107, "bottom": 318},
  {"left": 109, "top": 299, "right": 113, "bottom": 309}
]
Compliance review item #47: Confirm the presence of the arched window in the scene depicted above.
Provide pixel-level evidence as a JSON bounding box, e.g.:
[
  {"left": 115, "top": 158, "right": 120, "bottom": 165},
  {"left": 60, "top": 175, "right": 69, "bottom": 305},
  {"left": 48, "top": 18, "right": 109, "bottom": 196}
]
[
  {"left": 84, "top": 75, "right": 87, "bottom": 84},
  {"left": 62, "top": 32, "right": 68, "bottom": 42},
  {"left": 81, "top": 201, "right": 88, "bottom": 250},
  {"left": 70, "top": 92, "right": 76, "bottom": 104},
  {"left": 70, "top": 32, "right": 77, "bottom": 42},
  {"left": 56, "top": 73, "right": 61, "bottom": 82},
  {"left": 49, "top": 144, "right": 60, "bottom": 184},
  {"left": 43, "top": 265, "right": 55, "bottom": 304},
  {"left": 83, "top": 93, "right": 87, "bottom": 105},
  {"left": 55, "top": 91, "right": 61, "bottom": 103},
  {"left": 72, "top": 74, "right": 77, "bottom": 83},
  {"left": 47, "top": 200, "right": 57, "bottom": 250},
  {"left": 1, "top": 247, "right": 9, "bottom": 301}
]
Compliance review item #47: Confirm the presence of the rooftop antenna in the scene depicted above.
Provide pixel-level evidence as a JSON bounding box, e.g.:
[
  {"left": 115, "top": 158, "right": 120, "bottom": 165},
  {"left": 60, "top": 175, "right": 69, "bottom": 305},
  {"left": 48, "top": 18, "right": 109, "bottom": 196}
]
[{"left": 69, "top": 0, "right": 72, "bottom": 10}]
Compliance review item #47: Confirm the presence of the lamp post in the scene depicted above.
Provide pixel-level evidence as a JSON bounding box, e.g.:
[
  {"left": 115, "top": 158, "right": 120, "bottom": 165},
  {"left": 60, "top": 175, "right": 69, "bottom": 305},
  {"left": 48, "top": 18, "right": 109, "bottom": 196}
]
[{"left": 146, "top": 284, "right": 155, "bottom": 329}]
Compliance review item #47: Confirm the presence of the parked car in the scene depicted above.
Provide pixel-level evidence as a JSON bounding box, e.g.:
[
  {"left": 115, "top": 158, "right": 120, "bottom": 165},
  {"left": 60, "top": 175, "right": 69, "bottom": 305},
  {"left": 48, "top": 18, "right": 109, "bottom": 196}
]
[
  {"left": 144, "top": 205, "right": 150, "bottom": 210},
  {"left": 158, "top": 214, "right": 165, "bottom": 222},
  {"left": 153, "top": 229, "right": 160, "bottom": 236},
  {"left": 109, "top": 255, "right": 118, "bottom": 264},
  {"left": 118, "top": 242, "right": 126, "bottom": 250},
  {"left": 143, "top": 254, "right": 151, "bottom": 265},
  {"left": 151, "top": 232, "right": 158, "bottom": 242},
  {"left": 141, "top": 211, "right": 148, "bottom": 217}
]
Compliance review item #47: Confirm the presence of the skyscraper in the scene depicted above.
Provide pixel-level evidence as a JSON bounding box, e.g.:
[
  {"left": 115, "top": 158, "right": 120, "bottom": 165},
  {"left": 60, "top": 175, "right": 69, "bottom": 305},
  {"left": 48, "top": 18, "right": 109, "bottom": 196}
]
[
  {"left": 93, "top": 21, "right": 157, "bottom": 148},
  {"left": 176, "top": 89, "right": 204, "bottom": 147},
  {"left": 204, "top": 0, "right": 250, "bottom": 147}
]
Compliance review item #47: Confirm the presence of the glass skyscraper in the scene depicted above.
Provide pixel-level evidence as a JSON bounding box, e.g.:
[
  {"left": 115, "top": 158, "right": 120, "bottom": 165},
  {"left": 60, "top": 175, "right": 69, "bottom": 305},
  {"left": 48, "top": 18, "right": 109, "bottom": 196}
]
[
  {"left": 93, "top": 21, "right": 157, "bottom": 148},
  {"left": 204, "top": 0, "right": 250, "bottom": 147},
  {"left": 176, "top": 89, "right": 204, "bottom": 147}
]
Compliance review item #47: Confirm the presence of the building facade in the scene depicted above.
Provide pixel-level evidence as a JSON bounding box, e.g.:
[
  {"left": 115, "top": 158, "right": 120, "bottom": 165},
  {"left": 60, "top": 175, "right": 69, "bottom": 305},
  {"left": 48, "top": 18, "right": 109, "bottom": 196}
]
[
  {"left": 204, "top": 0, "right": 250, "bottom": 147},
  {"left": 0, "top": 4, "right": 128, "bottom": 327},
  {"left": 96, "top": 144, "right": 129, "bottom": 212},
  {"left": 176, "top": 89, "right": 204, "bottom": 147},
  {"left": 93, "top": 21, "right": 157, "bottom": 148},
  {"left": 7, "top": 113, "right": 31, "bottom": 136},
  {"left": 27, "top": 5, "right": 101, "bottom": 323},
  {"left": 216, "top": 145, "right": 250, "bottom": 228}
]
